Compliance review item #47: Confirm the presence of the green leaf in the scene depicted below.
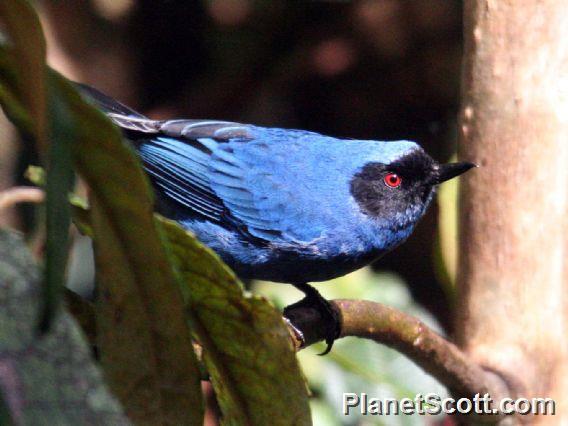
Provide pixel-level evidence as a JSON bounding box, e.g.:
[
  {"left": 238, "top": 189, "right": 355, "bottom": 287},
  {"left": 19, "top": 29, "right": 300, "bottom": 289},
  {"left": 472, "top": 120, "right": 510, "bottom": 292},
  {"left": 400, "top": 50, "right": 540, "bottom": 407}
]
[
  {"left": 435, "top": 155, "right": 460, "bottom": 296},
  {"left": 0, "top": 0, "right": 47, "bottom": 147},
  {"left": 51, "top": 75, "right": 204, "bottom": 425},
  {"left": 0, "top": 229, "right": 128, "bottom": 425},
  {"left": 2, "top": 1, "right": 204, "bottom": 421},
  {"left": 0, "top": 0, "right": 75, "bottom": 333},
  {"left": 160, "top": 217, "right": 312, "bottom": 426},
  {"left": 25, "top": 169, "right": 312, "bottom": 424},
  {"left": 0, "top": 394, "right": 13, "bottom": 426},
  {"left": 40, "top": 75, "right": 76, "bottom": 332},
  {"left": 24, "top": 165, "right": 46, "bottom": 186}
]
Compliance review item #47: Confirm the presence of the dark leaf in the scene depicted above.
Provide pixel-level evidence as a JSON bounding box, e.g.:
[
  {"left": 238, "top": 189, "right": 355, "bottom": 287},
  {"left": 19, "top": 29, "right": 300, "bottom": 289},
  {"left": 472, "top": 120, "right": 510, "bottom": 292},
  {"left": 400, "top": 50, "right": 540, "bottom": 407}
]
[
  {"left": 0, "top": 3, "right": 205, "bottom": 420},
  {"left": 40, "top": 76, "right": 76, "bottom": 332},
  {"left": 0, "top": 229, "right": 128, "bottom": 425},
  {"left": 52, "top": 75, "right": 204, "bottom": 425},
  {"left": 0, "top": 1, "right": 74, "bottom": 333},
  {"left": 0, "top": 0, "right": 47, "bottom": 148},
  {"left": 160, "top": 217, "right": 312, "bottom": 426}
]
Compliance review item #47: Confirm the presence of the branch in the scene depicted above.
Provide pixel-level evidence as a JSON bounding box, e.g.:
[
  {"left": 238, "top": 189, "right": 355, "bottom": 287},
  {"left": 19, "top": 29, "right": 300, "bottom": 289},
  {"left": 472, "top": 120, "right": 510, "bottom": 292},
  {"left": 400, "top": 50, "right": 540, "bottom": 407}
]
[
  {"left": 285, "top": 299, "right": 515, "bottom": 402},
  {"left": 0, "top": 186, "right": 44, "bottom": 211},
  {"left": 66, "top": 285, "right": 517, "bottom": 407}
]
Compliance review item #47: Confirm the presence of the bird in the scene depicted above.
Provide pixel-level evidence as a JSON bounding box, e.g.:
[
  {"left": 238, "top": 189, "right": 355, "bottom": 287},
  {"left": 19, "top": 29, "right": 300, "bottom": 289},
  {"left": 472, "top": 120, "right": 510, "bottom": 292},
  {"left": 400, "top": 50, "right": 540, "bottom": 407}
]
[{"left": 77, "top": 83, "right": 475, "bottom": 353}]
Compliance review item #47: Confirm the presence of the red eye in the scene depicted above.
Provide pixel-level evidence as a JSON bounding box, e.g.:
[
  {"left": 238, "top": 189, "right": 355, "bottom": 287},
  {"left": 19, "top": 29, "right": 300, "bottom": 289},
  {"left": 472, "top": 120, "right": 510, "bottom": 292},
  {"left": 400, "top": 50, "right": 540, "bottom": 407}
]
[{"left": 384, "top": 173, "right": 402, "bottom": 188}]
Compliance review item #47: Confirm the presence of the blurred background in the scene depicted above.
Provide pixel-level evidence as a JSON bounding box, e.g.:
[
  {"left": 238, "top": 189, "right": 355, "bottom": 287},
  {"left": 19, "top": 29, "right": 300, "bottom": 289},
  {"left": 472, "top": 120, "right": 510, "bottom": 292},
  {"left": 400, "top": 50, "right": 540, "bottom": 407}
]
[{"left": 0, "top": 1, "right": 465, "bottom": 424}]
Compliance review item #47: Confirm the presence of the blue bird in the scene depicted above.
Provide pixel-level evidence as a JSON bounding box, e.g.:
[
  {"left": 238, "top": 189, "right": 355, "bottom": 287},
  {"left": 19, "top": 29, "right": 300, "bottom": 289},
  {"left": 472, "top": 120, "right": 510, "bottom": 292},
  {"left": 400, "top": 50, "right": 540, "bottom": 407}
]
[{"left": 78, "top": 84, "right": 475, "bottom": 353}]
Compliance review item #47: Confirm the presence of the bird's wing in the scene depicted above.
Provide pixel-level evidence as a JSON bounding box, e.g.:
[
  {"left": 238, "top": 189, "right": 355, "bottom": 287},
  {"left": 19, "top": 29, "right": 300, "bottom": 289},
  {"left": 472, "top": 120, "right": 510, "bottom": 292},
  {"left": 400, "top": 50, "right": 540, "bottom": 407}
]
[
  {"left": 138, "top": 136, "right": 228, "bottom": 223},
  {"left": 77, "top": 82, "right": 253, "bottom": 138},
  {"left": 138, "top": 130, "right": 299, "bottom": 243},
  {"left": 76, "top": 83, "right": 146, "bottom": 118},
  {"left": 78, "top": 83, "right": 303, "bottom": 243}
]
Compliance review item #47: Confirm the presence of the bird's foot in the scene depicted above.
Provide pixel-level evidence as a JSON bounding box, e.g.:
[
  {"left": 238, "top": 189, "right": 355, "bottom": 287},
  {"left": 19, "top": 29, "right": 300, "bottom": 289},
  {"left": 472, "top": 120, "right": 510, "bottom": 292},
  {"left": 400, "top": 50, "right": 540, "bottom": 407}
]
[{"left": 283, "top": 283, "right": 341, "bottom": 355}]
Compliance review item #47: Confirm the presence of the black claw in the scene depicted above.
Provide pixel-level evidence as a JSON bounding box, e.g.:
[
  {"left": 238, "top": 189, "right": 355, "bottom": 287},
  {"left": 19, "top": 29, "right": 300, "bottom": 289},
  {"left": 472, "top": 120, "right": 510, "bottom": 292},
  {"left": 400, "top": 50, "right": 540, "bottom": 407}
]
[
  {"left": 317, "top": 299, "right": 340, "bottom": 356},
  {"left": 286, "top": 283, "right": 341, "bottom": 355},
  {"left": 319, "top": 340, "right": 333, "bottom": 356}
]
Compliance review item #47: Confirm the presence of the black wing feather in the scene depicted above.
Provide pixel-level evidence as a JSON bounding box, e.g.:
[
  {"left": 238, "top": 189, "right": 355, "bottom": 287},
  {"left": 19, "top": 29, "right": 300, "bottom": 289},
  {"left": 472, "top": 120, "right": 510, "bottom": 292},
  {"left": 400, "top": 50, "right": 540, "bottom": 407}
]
[
  {"left": 133, "top": 121, "right": 253, "bottom": 225},
  {"left": 75, "top": 83, "right": 146, "bottom": 118},
  {"left": 77, "top": 83, "right": 269, "bottom": 238}
]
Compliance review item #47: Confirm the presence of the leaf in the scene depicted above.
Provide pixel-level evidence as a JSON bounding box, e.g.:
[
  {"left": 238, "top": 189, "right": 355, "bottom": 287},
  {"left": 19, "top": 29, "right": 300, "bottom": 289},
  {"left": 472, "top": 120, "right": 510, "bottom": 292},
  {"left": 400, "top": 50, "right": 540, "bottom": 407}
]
[
  {"left": 26, "top": 165, "right": 93, "bottom": 238},
  {"left": 0, "top": 0, "right": 47, "bottom": 148},
  {"left": 28, "top": 190, "right": 310, "bottom": 425},
  {"left": 50, "top": 74, "right": 204, "bottom": 425},
  {"left": 26, "top": 166, "right": 312, "bottom": 424},
  {"left": 40, "top": 75, "right": 76, "bottom": 332},
  {"left": 0, "top": 0, "right": 75, "bottom": 333},
  {"left": 0, "top": 394, "right": 13, "bottom": 426},
  {"left": 1, "top": 1, "right": 204, "bottom": 420},
  {"left": 159, "top": 217, "right": 312, "bottom": 426},
  {"left": 0, "top": 229, "right": 128, "bottom": 425},
  {"left": 435, "top": 155, "right": 460, "bottom": 295}
]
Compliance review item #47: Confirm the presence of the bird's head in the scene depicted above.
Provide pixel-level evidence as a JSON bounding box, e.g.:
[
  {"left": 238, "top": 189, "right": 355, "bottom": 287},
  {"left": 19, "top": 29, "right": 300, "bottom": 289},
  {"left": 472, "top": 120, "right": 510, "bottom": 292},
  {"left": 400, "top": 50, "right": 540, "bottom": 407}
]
[{"left": 350, "top": 147, "right": 475, "bottom": 228}]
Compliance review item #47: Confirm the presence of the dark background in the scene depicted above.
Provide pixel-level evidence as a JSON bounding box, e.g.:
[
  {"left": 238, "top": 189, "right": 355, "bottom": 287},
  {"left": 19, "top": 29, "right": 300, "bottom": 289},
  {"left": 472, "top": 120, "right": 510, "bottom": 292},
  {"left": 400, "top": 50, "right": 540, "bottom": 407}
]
[
  {"left": 0, "top": 2, "right": 466, "bottom": 423},
  {"left": 26, "top": 0, "right": 463, "bottom": 329}
]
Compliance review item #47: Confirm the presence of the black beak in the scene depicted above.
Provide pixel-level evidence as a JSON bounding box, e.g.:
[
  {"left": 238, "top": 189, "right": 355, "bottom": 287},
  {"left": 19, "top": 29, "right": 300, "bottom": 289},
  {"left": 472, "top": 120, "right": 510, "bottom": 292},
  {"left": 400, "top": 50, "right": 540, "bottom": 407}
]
[{"left": 435, "top": 162, "right": 477, "bottom": 184}]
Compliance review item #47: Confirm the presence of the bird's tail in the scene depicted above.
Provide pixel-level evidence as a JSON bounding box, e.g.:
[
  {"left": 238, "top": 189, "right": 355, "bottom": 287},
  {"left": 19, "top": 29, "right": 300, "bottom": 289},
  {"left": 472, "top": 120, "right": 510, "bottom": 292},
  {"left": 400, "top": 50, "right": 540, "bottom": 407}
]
[{"left": 74, "top": 83, "right": 146, "bottom": 119}]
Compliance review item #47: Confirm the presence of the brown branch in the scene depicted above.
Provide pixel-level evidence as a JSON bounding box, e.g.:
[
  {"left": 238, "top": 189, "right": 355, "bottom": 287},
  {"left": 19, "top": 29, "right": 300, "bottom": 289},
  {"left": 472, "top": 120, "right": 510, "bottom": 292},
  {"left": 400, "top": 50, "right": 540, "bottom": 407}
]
[
  {"left": 66, "top": 282, "right": 517, "bottom": 410},
  {"left": 0, "top": 186, "right": 45, "bottom": 211},
  {"left": 285, "top": 299, "right": 515, "bottom": 402}
]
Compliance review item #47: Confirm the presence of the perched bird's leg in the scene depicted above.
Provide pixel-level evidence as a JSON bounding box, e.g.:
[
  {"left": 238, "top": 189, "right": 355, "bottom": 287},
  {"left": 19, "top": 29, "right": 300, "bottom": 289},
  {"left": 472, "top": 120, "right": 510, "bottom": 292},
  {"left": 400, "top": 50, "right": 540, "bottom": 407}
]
[{"left": 283, "top": 283, "right": 341, "bottom": 355}]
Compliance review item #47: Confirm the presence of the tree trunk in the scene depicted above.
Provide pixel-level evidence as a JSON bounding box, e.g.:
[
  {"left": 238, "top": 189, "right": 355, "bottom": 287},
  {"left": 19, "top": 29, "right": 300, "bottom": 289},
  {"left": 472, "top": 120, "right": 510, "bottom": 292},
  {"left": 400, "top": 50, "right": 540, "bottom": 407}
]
[{"left": 457, "top": 0, "right": 568, "bottom": 422}]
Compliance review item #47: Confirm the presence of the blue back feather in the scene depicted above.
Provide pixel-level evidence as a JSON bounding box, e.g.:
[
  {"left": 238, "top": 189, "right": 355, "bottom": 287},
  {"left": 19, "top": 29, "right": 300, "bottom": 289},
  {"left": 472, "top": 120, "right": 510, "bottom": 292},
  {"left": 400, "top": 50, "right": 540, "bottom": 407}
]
[
  {"left": 138, "top": 125, "right": 421, "bottom": 252},
  {"left": 78, "top": 82, "right": 433, "bottom": 282}
]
